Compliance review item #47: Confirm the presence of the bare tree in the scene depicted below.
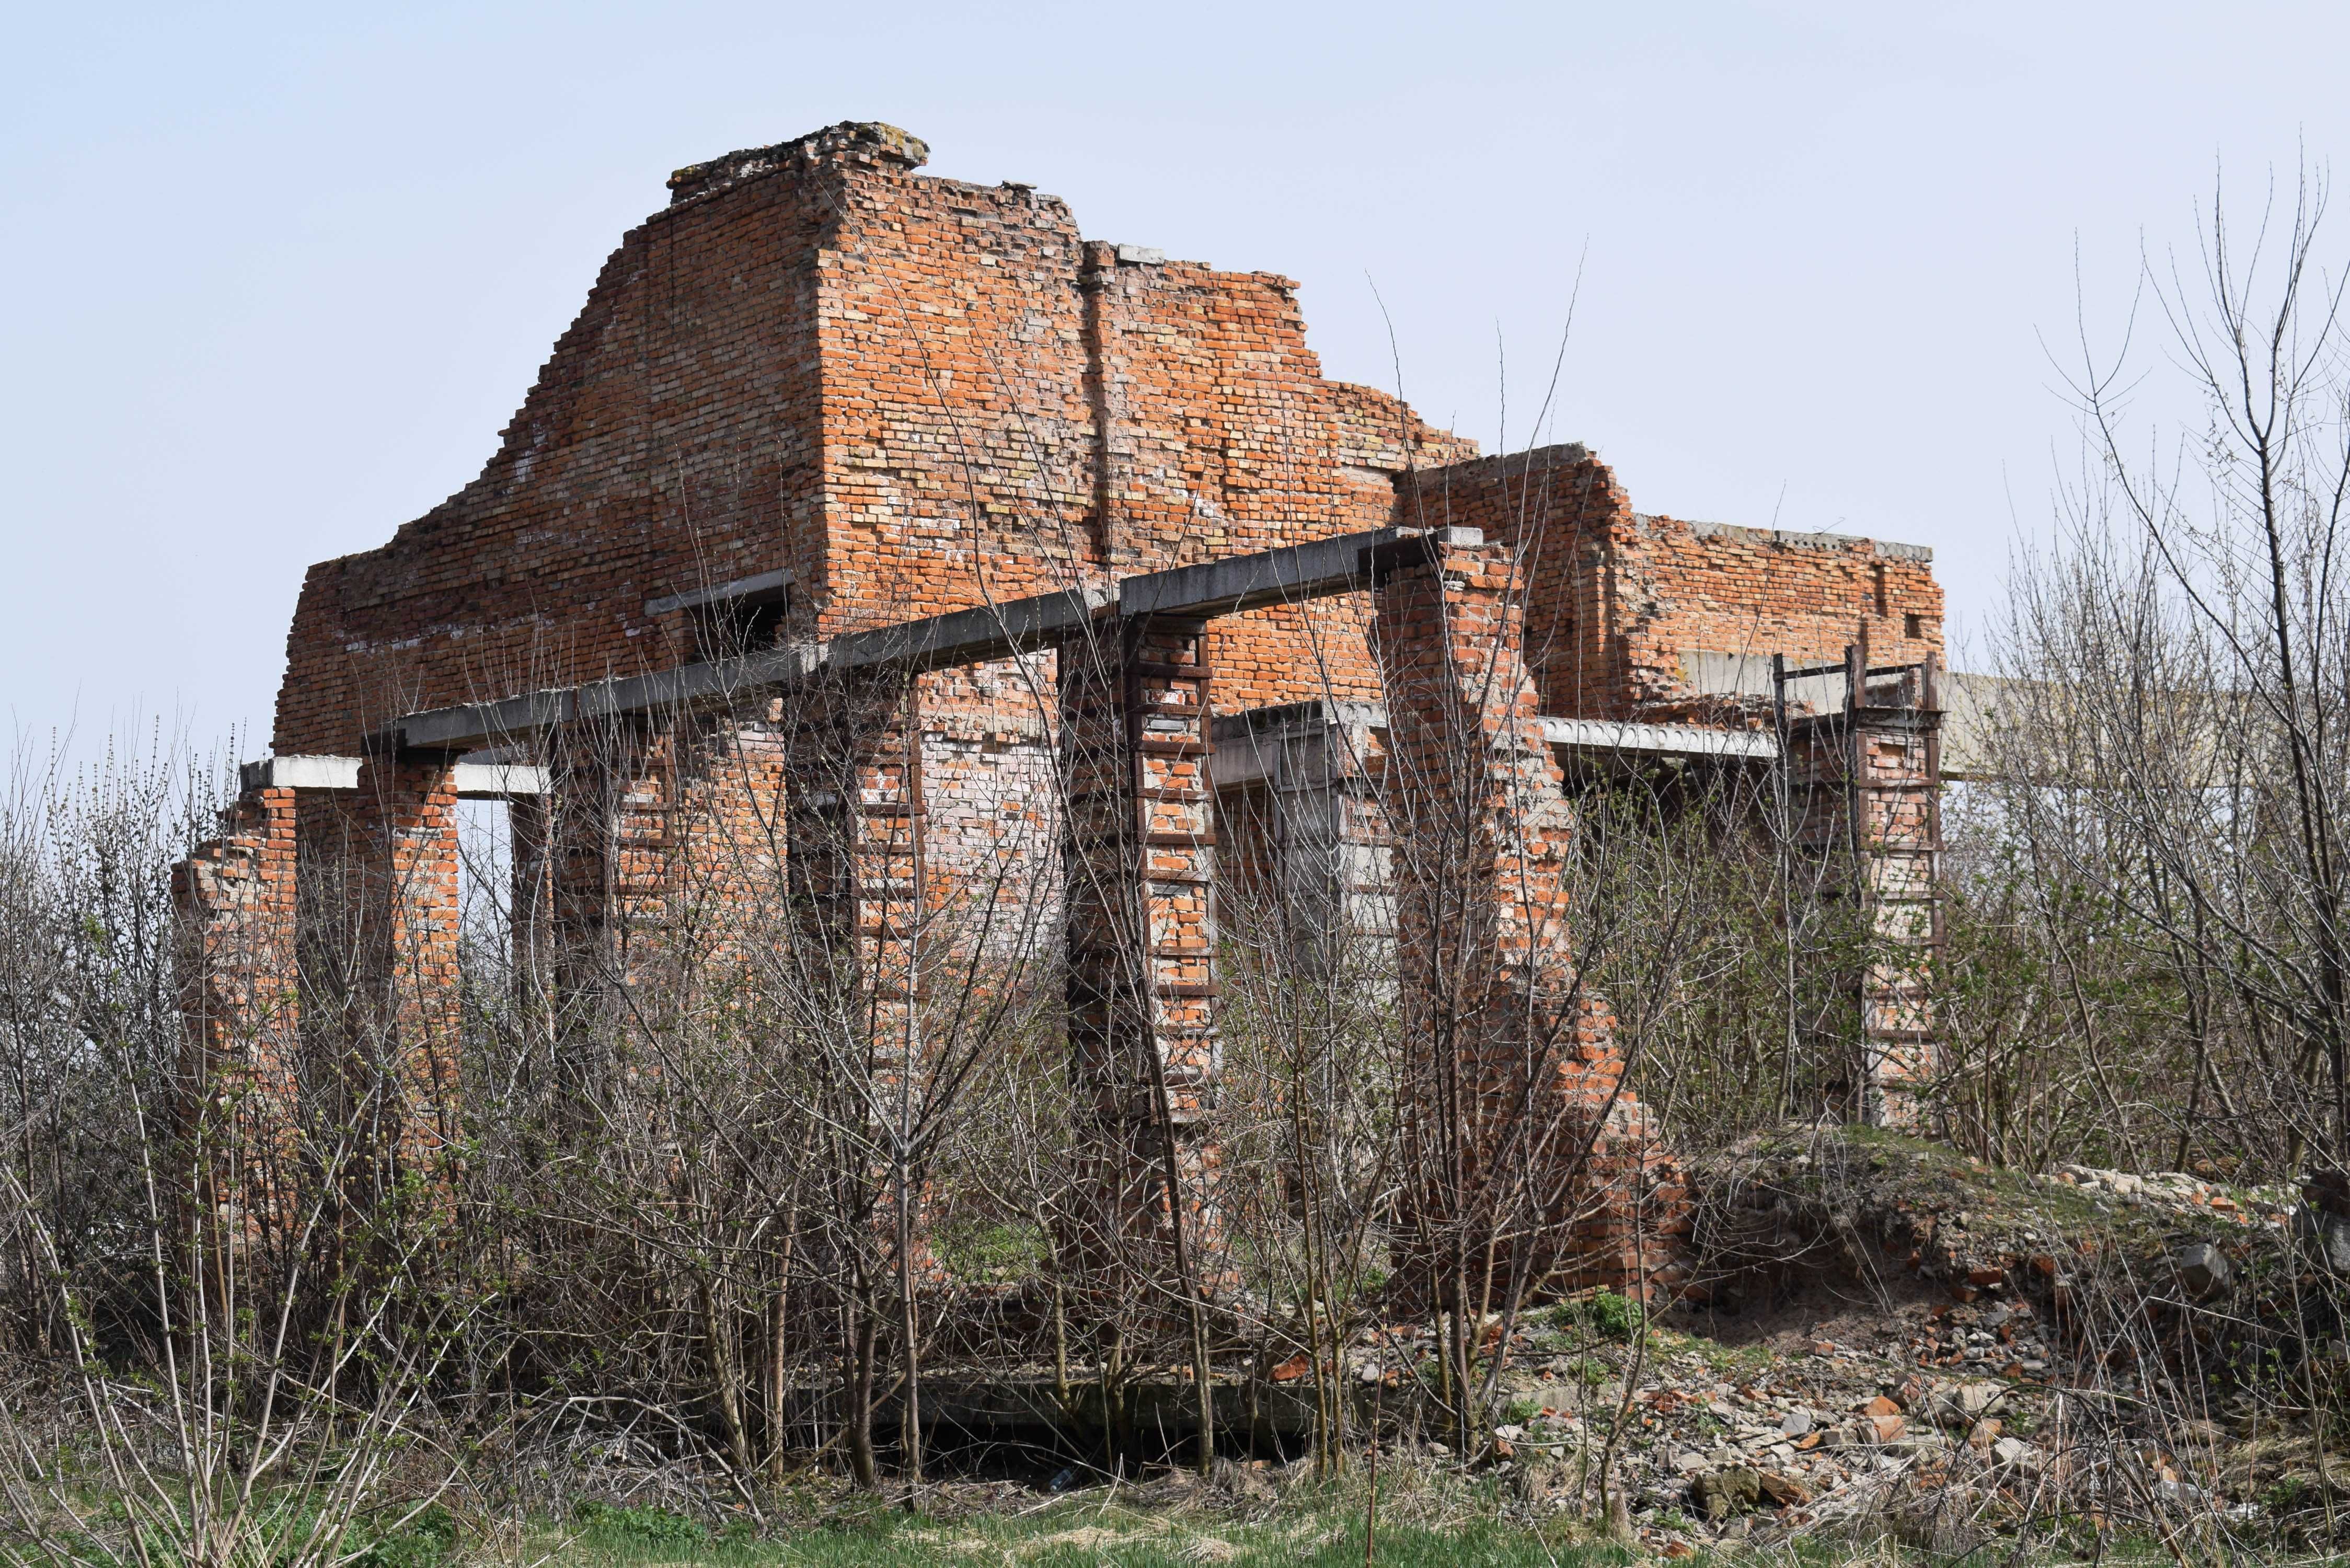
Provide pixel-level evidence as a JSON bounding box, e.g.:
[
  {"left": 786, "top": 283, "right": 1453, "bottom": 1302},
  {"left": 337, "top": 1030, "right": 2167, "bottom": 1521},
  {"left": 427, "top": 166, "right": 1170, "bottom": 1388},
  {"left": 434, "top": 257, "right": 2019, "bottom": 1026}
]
[{"left": 1990, "top": 159, "right": 2350, "bottom": 1173}]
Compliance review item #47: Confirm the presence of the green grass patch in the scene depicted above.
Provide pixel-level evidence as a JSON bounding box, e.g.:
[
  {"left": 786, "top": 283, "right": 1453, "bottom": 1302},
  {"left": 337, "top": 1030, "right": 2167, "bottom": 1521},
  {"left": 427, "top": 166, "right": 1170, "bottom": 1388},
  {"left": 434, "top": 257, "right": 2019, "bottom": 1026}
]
[
  {"left": 526, "top": 1497, "right": 1634, "bottom": 1567},
  {"left": 935, "top": 1219, "right": 1047, "bottom": 1282},
  {"left": 573, "top": 1500, "right": 712, "bottom": 1549}
]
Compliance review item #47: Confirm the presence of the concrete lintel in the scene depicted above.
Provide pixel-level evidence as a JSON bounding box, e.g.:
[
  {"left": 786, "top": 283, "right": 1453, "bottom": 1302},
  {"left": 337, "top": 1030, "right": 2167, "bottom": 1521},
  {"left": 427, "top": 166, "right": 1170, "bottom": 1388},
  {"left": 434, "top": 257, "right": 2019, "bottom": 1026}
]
[
  {"left": 1539, "top": 716, "right": 1780, "bottom": 763},
  {"left": 644, "top": 567, "right": 794, "bottom": 617},
  {"left": 1118, "top": 526, "right": 1466, "bottom": 621},
  {"left": 240, "top": 754, "right": 362, "bottom": 792},
  {"left": 238, "top": 756, "right": 548, "bottom": 798},
  {"left": 453, "top": 764, "right": 550, "bottom": 798}
]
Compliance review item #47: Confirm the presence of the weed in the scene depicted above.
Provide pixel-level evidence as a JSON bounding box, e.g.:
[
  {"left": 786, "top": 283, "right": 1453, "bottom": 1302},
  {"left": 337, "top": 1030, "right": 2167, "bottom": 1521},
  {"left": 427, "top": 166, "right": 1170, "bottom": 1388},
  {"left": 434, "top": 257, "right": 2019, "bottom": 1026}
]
[
  {"left": 935, "top": 1219, "right": 1045, "bottom": 1282},
  {"left": 1550, "top": 1289, "right": 1643, "bottom": 1344},
  {"left": 351, "top": 1504, "right": 458, "bottom": 1568},
  {"left": 573, "top": 1500, "right": 710, "bottom": 1548}
]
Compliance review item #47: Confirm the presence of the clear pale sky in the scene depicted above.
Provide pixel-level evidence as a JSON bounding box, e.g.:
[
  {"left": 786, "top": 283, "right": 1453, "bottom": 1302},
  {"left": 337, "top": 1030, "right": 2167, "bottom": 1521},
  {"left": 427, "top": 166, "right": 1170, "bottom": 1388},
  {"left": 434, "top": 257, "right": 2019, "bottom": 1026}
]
[{"left": 6, "top": 1, "right": 2343, "bottom": 762}]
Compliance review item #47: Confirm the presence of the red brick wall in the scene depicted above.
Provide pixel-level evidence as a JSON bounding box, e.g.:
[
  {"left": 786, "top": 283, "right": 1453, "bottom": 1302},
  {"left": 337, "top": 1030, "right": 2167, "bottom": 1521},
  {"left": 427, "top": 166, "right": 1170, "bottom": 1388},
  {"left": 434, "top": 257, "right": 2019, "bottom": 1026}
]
[
  {"left": 1085, "top": 251, "right": 1471, "bottom": 710},
  {"left": 1371, "top": 538, "right": 1688, "bottom": 1300},
  {"left": 274, "top": 136, "right": 842, "bottom": 752},
  {"left": 273, "top": 122, "right": 1474, "bottom": 756},
  {"left": 1400, "top": 445, "right": 1944, "bottom": 723},
  {"left": 810, "top": 166, "right": 1095, "bottom": 627}
]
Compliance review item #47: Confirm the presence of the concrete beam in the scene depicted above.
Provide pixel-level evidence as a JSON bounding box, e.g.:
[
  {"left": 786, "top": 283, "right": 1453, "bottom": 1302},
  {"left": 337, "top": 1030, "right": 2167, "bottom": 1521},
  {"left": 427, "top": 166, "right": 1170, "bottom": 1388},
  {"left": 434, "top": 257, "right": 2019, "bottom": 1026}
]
[
  {"left": 394, "top": 688, "right": 578, "bottom": 752},
  {"left": 1117, "top": 526, "right": 1464, "bottom": 620},
  {"left": 827, "top": 584, "right": 1110, "bottom": 673},
  {"left": 240, "top": 754, "right": 362, "bottom": 792},
  {"left": 385, "top": 526, "right": 1462, "bottom": 750},
  {"left": 1539, "top": 716, "right": 1780, "bottom": 763}
]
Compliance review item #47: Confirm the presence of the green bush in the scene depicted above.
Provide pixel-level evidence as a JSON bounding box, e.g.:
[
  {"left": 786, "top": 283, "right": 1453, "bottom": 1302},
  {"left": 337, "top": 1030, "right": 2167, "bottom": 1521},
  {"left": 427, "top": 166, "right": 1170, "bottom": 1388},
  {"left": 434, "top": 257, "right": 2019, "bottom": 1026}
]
[{"left": 1550, "top": 1288, "right": 1641, "bottom": 1343}]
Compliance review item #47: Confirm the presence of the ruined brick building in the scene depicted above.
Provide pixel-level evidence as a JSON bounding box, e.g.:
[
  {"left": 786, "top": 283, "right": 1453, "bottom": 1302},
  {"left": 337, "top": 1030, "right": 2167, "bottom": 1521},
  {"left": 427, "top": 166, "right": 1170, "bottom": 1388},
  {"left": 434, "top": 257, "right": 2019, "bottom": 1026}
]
[{"left": 177, "top": 122, "right": 1949, "bottom": 1299}]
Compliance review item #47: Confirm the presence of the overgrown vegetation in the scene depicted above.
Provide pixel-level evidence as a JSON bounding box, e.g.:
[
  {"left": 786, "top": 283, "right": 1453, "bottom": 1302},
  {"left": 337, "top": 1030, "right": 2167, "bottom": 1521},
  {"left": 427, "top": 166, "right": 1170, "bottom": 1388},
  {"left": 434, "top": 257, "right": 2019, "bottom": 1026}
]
[{"left": 5, "top": 166, "right": 2350, "bottom": 1566}]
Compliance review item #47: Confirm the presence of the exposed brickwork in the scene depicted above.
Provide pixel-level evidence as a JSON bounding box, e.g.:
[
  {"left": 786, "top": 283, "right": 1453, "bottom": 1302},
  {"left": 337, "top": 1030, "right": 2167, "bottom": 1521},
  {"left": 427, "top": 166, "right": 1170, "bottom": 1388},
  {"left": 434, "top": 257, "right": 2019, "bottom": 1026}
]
[
  {"left": 347, "top": 756, "right": 466, "bottom": 1179},
  {"left": 272, "top": 124, "right": 1461, "bottom": 757},
  {"left": 1401, "top": 446, "right": 1943, "bottom": 724},
  {"left": 177, "top": 123, "right": 1963, "bottom": 1320},
  {"left": 172, "top": 785, "right": 303, "bottom": 1247},
  {"left": 786, "top": 671, "right": 925, "bottom": 1069},
  {"left": 1060, "top": 615, "right": 1229, "bottom": 1299},
  {"left": 1783, "top": 651, "right": 1946, "bottom": 1127},
  {"left": 1372, "top": 537, "right": 1688, "bottom": 1302}
]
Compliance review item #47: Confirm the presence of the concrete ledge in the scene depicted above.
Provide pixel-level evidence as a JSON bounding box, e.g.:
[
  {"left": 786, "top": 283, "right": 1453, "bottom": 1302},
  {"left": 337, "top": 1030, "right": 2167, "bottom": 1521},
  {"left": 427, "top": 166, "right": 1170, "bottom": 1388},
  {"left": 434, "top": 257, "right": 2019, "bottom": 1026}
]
[
  {"left": 240, "top": 755, "right": 361, "bottom": 792},
  {"left": 1539, "top": 716, "right": 1780, "bottom": 763},
  {"left": 238, "top": 757, "right": 548, "bottom": 798},
  {"left": 644, "top": 567, "right": 793, "bottom": 617}
]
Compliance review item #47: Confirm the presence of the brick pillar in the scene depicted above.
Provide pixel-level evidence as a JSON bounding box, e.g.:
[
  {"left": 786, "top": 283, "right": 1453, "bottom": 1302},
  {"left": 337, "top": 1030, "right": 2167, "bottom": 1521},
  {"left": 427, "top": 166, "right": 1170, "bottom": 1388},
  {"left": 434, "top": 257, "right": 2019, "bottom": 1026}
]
[
  {"left": 348, "top": 754, "right": 464, "bottom": 1182},
  {"left": 786, "top": 674, "right": 924, "bottom": 1084},
  {"left": 1783, "top": 644, "right": 1945, "bottom": 1128},
  {"left": 1061, "top": 615, "right": 1228, "bottom": 1300},
  {"left": 533, "top": 722, "right": 682, "bottom": 984},
  {"left": 173, "top": 785, "right": 303, "bottom": 1248},
  {"left": 1374, "top": 533, "right": 1686, "bottom": 1304},
  {"left": 501, "top": 720, "right": 689, "bottom": 1126},
  {"left": 784, "top": 672, "right": 939, "bottom": 1282}
]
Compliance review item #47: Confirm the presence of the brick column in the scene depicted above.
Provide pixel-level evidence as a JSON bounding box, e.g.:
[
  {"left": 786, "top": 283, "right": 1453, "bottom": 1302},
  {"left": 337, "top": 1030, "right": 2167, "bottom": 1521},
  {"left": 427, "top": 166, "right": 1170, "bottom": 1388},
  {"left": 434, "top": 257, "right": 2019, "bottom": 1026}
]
[
  {"left": 172, "top": 786, "right": 303, "bottom": 1248},
  {"left": 1060, "top": 615, "right": 1228, "bottom": 1299},
  {"left": 531, "top": 722, "right": 682, "bottom": 983},
  {"left": 349, "top": 753, "right": 465, "bottom": 1182},
  {"left": 786, "top": 674, "right": 925, "bottom": 1089},
  {"left": 1374, "top": 533, "right": 1686, "bottom": 1304},
  {"left": 1782, "top": 645, "right": 1945, "bottom": 1128},
  {"left": 783, "top": 673, "right": 942, "bottom": 1290}
]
